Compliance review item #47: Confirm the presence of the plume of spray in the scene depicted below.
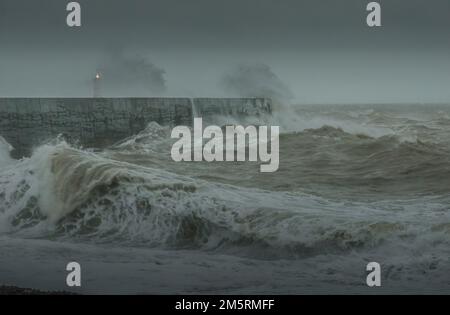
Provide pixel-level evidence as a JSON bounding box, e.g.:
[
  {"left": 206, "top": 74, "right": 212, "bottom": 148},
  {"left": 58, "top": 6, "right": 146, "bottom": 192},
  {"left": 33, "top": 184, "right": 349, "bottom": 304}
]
[
  {"left": 0, "top": 136, "right": 14, "bottom": 168},
  {"left": 220, "top": 63, "right": 293, "bottom": 104},
  {"left": 96, "top": 50, "right": 167, "bottom": 97},
  {"left": 220, "top": 63, "right": 301, "bottom": 131}
]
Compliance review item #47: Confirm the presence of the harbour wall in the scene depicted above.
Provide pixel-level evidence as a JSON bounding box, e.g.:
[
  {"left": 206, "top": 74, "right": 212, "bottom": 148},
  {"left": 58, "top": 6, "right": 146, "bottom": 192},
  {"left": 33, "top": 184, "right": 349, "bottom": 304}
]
[{"left": 0, "top": 98, "right": 271, "bottom": 157}]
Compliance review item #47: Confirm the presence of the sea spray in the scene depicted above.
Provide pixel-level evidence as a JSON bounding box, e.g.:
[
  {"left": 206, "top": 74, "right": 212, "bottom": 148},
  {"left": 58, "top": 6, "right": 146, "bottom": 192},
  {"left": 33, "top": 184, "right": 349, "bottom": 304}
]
[{"left": 0, "top": 136, "right": 14, "bottom": 168}]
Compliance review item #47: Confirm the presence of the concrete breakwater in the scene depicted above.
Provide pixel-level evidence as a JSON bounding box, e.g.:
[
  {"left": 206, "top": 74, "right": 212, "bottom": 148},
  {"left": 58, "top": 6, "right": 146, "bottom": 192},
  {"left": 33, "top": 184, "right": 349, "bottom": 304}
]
[{"left": 0, "top": 98, "right": 271, "bottom": 158}]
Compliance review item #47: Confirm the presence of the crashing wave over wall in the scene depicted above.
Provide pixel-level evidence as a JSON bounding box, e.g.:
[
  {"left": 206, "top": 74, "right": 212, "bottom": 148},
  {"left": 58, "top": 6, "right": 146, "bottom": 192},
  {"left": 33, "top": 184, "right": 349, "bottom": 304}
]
[{"left": 0, "top": 97, "right": 272, "bottom": 158}]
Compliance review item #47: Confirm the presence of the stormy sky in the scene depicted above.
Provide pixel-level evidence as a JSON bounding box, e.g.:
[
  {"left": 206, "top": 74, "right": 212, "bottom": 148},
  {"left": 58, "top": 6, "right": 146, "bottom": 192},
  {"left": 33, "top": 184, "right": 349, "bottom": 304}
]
[{"left": 0, "top": 0, "right": 449, "bottom": 103}]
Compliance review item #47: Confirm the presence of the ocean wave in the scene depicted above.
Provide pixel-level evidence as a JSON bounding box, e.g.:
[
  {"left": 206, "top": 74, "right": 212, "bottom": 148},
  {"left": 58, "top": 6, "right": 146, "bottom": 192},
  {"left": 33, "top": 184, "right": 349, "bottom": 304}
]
[
  {"left": 0, "top": 136, "right": 15, "bottom": 168},
  {"left": 273, "top": 125, "right": 450, "bottom": 196},
  {"left": 96, "top": 118, "right": 450, "bottom": 197},
  {"left": 2, "top": 104, "right": 450, "bottom": 260},
  {"left": 0, "top": 139, "right": 449, "bottom": 260},
  {"left": 110, "top": 121, "right": 172, "bottom": 153}
]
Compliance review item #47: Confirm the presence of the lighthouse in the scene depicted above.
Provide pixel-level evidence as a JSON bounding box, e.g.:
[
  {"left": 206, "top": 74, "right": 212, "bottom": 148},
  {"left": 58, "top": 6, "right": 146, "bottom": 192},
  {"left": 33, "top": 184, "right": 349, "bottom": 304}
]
[{"left": 93, "top": 72, "right": 102, "bottom": 97}]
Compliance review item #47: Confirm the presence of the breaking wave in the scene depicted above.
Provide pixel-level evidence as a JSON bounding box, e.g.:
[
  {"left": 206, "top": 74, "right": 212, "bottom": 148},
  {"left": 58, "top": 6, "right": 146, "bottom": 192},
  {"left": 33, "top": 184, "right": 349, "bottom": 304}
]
[
  {"left": 0, "top": 136, "right": 15, "bottom": 168},
  {"left": 0, "top": 138, "right": 448, "bottom": 260},
  {"left": 1, "top": 105, "right": 450, "bottom": 261}
]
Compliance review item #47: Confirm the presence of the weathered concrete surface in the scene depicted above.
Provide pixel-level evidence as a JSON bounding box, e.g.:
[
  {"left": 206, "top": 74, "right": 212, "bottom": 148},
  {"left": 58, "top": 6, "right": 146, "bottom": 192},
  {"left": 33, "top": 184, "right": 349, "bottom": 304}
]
[{"left": 0, "top": 98, "right": 271, "bottom": 158}]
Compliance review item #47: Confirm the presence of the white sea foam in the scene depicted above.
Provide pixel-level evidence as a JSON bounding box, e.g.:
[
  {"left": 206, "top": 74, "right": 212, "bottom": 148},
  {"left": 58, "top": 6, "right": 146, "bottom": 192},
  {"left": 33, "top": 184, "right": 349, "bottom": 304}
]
[
  {"left": 0, "top": 137, "right": 449, "bottom": 263},
  {"left": 0, "top": 136, "right": 15, "bottom": 168},
  {"left": 268, "top": 106, "right": 395, "bottom": 138}
]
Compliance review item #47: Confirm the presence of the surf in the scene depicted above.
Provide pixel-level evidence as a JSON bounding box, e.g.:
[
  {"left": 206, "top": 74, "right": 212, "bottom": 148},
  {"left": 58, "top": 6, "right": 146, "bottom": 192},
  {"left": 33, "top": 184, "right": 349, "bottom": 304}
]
[{"left": 1, "top": 105, "right": 450, "bottom": 264}]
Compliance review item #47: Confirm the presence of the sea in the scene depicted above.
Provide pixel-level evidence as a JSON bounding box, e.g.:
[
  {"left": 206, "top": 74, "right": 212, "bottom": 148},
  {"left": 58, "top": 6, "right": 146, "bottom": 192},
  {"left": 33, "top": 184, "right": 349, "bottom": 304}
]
[{"left": 1, "top": 103, "right": 450, "bottom": 294}]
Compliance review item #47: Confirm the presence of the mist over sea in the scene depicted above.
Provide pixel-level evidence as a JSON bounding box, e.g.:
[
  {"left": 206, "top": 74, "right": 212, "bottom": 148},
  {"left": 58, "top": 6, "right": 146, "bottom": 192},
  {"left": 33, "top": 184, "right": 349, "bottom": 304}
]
[{"left": 1, "top": 104, "right": 450, "bottom": 294}]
